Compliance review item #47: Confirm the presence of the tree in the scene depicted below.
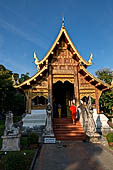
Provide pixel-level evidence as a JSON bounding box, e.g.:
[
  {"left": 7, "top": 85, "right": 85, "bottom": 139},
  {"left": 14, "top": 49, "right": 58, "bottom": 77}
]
[
  {"left": 19, "top": 72, "right": 29, "bottom": 83},
  {"left": 0, "top": 65, "right": 29, "bottom": 115},
  {"left": 95, "top": 68, "right": 112, "bottom": 84},
  {"left": 95, "top": 68, "right": 113, "bottom": 114}
]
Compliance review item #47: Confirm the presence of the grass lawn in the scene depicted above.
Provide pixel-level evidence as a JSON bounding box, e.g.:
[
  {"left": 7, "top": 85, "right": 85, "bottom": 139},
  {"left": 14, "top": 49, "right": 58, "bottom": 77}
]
[
  {"left": 0, "top": 117, "right": 39, "bottom": 170},
  {"left": 0, "top": 150, "right": 35, "bottom": 170}
]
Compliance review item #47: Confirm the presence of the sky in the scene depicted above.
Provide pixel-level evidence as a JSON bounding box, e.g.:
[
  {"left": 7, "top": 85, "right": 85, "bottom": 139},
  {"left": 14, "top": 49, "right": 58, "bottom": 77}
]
[{"left": 0, "top": 0, "right": 113, "bottom": 77}]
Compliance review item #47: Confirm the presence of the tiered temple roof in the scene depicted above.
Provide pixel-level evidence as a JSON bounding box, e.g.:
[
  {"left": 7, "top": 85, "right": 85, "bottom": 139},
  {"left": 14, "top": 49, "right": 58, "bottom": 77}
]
[{"left": 15, "top": 18, "right": 112, "bottom": 91}]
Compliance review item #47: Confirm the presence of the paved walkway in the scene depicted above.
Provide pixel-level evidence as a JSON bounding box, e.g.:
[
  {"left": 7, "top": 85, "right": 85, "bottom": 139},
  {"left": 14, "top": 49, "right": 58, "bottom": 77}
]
[{"left": 34, "top": 141, "right": 113, "bottom": 170}]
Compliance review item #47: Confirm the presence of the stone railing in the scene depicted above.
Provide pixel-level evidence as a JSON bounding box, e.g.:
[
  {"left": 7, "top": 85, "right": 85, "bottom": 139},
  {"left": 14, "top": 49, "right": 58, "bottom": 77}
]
[{"left": 79, "top": 97, "right": 100, "bottom": 143}]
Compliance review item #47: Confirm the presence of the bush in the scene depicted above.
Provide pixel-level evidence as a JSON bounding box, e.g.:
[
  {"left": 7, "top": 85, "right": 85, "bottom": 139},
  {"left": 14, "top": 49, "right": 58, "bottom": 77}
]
[
  {"left": 106, "top": 133, "right": 113, "bottom": 142},
  {"left": 27, "top": 133, "right": 39, "bottom": 145},
  {"left": 20, "top": 137, "right": 28, "bottom": 149}
]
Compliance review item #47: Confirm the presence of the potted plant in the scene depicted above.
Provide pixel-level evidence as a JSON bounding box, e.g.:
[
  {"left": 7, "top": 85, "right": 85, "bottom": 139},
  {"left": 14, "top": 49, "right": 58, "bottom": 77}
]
[{"left": 106, "top": 133, "right": 113, "bottom": 147}]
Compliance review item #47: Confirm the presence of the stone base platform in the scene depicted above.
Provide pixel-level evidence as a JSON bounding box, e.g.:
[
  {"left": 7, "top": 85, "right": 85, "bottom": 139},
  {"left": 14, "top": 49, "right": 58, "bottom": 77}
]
[{"left": 1, "top": 135, "right": 21, "bottom": 151}]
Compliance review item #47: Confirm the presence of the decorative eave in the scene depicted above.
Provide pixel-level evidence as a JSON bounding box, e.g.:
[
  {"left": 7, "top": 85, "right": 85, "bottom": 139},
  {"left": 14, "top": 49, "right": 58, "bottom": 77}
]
[
  {"left": 79, "top": 65, "right": 111, "bottom": 91},
  {"left": 36, "top": 19, "right": 91, "bottom": 68},
  {"left": 14, "top": 65, "right": 47, "bottom": 88}
]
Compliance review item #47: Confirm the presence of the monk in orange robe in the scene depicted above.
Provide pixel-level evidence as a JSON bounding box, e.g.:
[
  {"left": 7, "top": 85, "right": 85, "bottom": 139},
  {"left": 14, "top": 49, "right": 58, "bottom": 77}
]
[{"left": 69, "top": 104, "right": 77, "bottom": 124}]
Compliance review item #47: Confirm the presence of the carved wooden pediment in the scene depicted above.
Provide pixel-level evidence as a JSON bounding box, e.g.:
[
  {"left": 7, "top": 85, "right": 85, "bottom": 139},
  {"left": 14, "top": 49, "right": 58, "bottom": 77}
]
[{"left": 32, "top": 92, "right": 48, "bottom": 99}]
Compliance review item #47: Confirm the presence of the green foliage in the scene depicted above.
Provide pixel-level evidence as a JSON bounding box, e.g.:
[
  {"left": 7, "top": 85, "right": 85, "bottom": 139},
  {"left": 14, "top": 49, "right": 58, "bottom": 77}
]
[
  {"left": 20, "top": 137, "right": 29, "bottom": 149},
  {"left": 96, "top": 68, "right": 113, "bottom": 114},
  {"left": 0, "top": 65, "right": 28, "bottom": 115},
  {"left": 19, "top": 72, "right": 29, "bottom": 83},
  {"left": 0, "top": 120, "right": 37, "bottom": 170},
  {"left": 27, "top": 133, "right": 39, "bottom": 145},
  {"left": 20, "top": 133, "right": 39, "bottom": 149},
  {"left": 13, "top": 116, "right": 22, "bottom": 123},
  {"left": 99, "top": 90, "right": 113, "bottom": 113},
  {"left": 0, "top": 150, "right": 35, "bottom": 170},
  {"left": 0, "top": 119, "right": 5, "bottom": 148},
  {"left": 95, "top": 68, "right": 112, "bottom": 84},
  {"left": 106, "top": 133, "right": 113, "bottom": 142}
]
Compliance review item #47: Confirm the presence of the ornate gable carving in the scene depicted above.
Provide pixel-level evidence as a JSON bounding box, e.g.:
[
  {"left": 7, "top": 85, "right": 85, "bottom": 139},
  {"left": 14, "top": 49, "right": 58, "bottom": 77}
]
[{"left": 51, "top": 40, "right": 77, "bottom": 75}]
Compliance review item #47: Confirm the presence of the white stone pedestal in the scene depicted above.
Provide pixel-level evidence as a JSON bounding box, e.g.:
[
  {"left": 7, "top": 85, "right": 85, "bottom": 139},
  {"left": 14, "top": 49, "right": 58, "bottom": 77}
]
[
  {"left": 1, "top": 135, "right": 21, "bottom": 151},
  {"left": 93, "top": 109, "right": 113, "bottom": 134},
  {"left": 87, "top": 133, "right": 101, "bottom": 143}
]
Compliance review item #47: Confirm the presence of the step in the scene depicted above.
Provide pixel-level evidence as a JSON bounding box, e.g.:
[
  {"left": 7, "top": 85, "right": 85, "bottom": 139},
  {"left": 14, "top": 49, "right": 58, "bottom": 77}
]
[
  {"left": 53, "top": 122, "right": 82, "bottom": 125},
  {"left": 53, "top": 119, "right": 86, "bottom": 141},
  {"left": 55, "top": 135, "right": 86, "bottom": 140},
  {"left": 53, "top": 125, "right": 82, "bottom": 129},
  {"left": 53, "top": 130, "right": 85, "bottom": 134},
  {"left": 55, "top": 133, "right": 85, "bottom": 136},
  {"left": 56, "top": 137, "right": 86, "bottom": 141}
]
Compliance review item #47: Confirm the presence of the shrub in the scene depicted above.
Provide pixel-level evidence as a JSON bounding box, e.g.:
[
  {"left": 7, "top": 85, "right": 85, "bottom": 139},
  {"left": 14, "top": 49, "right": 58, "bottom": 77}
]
[
  {"left": 27, "top": 133, "right": 39, "bottom": 146},
  {"left": 20, "top": 137, "right": 28, "bottom": 149},
  {"left": 106, "top": 133, "right": 113, "bottom": 142}
]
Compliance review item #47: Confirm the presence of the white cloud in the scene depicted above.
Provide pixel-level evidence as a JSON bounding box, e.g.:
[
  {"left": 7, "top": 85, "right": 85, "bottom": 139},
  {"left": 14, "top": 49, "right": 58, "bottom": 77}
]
[{"left": 0, "top": 18, "right": 50, "bottom": 50}]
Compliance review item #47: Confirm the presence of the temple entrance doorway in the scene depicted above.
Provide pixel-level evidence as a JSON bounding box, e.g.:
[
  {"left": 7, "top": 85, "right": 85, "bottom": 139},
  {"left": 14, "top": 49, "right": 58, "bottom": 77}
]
[{"left": 53, "top": 81, "right": 74, "bottom": 118}]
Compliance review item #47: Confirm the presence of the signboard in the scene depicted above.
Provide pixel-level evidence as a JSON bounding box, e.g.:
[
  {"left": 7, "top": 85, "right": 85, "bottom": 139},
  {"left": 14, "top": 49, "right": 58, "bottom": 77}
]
[{"left": 44, "top": 137, "right": 56, "bottom": 144}]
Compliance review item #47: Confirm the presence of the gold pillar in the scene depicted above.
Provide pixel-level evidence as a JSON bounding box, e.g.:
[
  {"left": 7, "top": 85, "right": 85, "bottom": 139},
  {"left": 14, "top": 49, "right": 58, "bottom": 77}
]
[
  {"left": 48, "top": 65, "right": 53, "bottom": 107},
  {"left": 74, "top": 65, "right": 80, "bottom": 106},
  {"left": 95, "top": 88, "right": 99, "bottom": 114}
]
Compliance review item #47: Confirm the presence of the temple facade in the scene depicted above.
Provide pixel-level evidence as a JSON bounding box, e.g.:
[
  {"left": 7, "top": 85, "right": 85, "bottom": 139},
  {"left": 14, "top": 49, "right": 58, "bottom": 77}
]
[{"left": 15, "top": 19, "right": 111, "bottom": 118}]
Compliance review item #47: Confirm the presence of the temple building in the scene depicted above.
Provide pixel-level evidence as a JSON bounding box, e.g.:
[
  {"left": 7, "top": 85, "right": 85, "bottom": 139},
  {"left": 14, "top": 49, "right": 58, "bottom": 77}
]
[{"left": 15, "top": 18, "right": 111, "bottom": 118}]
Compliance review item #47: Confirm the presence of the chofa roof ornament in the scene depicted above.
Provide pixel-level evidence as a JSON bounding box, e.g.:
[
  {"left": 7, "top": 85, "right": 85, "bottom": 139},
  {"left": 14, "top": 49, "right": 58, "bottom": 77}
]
[
  {"left": 88, "top": 53, "right": 93, "bottom": 65},
  {"left": 34, "top": 51, "right": 40, "bottom": 71}
]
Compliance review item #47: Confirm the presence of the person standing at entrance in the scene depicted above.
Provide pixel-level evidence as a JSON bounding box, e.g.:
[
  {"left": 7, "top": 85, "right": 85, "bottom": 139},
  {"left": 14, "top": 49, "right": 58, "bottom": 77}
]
[
  {"left": 69, "top": 103, "right": 77, "bottom": 124},
  {"left": 58, "top": 104, "right": 61, "bottom": 118}
]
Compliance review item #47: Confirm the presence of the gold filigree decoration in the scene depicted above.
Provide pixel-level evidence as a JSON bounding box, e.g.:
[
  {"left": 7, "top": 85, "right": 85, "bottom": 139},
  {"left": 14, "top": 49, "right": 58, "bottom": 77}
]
[
  {"left": 32, "top": 92, "right": 48, "bottom": 99},
  {"left": 80, "top": 93, "right": 96, "bottom": 99},
  {"left": 53, "top": 78, "right": 74, "bottom": 84}
]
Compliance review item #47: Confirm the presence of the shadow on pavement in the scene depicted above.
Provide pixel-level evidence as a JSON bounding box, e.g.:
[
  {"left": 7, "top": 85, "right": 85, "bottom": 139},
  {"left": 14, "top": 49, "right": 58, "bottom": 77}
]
[{"left": 34, "top": 141, "right": 111, "bottom": 170}]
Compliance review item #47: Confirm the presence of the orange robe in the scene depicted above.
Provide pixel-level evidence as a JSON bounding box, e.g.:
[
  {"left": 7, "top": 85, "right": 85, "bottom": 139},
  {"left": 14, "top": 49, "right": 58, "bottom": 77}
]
[{"left": 69, "top": 105, "right": 77, "bottom": 120}]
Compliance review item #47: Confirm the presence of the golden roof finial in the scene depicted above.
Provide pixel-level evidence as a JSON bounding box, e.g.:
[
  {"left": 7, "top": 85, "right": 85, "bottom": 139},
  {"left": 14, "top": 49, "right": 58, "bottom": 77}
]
[{"left": 62, "top": 16, "right": 64, "bottom": 28}]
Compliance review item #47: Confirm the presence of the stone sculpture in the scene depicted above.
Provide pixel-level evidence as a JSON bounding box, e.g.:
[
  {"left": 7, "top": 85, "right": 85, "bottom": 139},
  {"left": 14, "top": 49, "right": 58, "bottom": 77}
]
[
  {"left": 44, "top": 102, "right": 54, "bottom": 137},
  {"left": 80, "top": 96, "right": 100, "bottom": 143},
  {"left": 86, "top": 96, "right": 97, "bottom": 137},
  {"left": 1, "top": 111, "right": 21, "bottom": 151},
  {"left": 4, "top": 111, "right": 19, "bottom": 136}
]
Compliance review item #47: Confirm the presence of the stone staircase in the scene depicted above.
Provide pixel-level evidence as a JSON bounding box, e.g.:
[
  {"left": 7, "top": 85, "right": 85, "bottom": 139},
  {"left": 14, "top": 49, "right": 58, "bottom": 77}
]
[{"left": 53, "top": 118, "right": 86, "bottom": 141}]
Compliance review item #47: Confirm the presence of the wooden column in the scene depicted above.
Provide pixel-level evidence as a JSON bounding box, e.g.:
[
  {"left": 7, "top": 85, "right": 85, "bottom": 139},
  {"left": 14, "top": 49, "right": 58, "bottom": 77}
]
[
  {"left": 25, "top": 89, "right": 32, "bottom": 114},
  {"left": 48, "top": 65, "right": 53, "bottom": 107},
  {"left": 74, "top": 65, "right": 80, "bottom": 106},
  {"left": 95, "top": 88, "right": 100, "bottom": 114}
]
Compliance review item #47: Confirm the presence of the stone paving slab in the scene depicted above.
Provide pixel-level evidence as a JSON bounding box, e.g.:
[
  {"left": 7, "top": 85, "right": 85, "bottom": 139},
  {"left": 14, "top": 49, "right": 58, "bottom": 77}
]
[{"left": 34, "top": 141, "right": 113, "bottom": 170}]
